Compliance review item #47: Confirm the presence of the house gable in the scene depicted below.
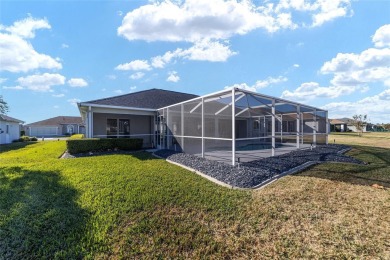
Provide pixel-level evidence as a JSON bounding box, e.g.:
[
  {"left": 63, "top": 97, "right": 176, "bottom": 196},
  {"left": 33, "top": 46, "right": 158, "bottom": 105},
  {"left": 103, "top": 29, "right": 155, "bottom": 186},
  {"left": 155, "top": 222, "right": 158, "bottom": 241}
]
[{"left": 82, "top": 88, "right": 199, "bottom": 110}]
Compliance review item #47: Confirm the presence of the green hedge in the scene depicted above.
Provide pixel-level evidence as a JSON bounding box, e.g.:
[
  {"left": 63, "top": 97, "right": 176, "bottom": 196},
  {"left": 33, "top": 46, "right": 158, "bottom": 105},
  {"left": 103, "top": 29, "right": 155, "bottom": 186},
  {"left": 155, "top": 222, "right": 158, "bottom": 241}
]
[
  {"left": 66, "top": 138, "right": 143, "bottom": 154},
  {"left": 13, "top": 136, "right": 38, "bottom": 142}
]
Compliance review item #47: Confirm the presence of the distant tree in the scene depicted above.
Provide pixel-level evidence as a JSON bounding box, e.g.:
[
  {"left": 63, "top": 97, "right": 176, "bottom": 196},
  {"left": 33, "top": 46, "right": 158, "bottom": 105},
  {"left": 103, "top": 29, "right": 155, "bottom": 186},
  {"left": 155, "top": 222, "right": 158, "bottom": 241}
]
[
  {"left": 0, "top": 95, "right": 9, "bottom": 114},
  {"left": 352, "top": 114, "right": 367, "bottom": 136}
]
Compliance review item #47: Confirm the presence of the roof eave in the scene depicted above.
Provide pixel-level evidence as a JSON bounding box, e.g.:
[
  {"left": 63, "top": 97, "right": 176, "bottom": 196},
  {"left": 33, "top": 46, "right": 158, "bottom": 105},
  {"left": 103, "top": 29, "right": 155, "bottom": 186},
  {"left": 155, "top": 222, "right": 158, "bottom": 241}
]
[{"left": 78, "top": 102, "right": 157, "bottom": 112}]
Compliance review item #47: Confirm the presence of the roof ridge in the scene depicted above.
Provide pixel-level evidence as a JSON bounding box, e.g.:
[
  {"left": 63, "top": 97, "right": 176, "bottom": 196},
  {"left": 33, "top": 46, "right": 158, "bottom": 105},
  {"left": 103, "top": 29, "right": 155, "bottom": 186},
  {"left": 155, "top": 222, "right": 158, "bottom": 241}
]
[
  {"left": 82, "top": 89, "right": 155, "bottom": 103},
  {"left": 82, "top": 88, "right": 196, "bottom": 104}
]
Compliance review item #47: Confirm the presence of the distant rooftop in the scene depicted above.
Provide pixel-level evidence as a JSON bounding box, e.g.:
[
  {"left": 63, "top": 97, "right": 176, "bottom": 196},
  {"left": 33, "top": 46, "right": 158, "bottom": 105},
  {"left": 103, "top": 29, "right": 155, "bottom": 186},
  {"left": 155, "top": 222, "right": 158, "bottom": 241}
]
[
  {"left": 82, "top": 88, "right": 199, "bottom": 109},
  {"left": 0, "top": 114, "right": 24, "bottom": 123},
  {"left": 25, "top": 116, "right": 83, "bottom": 126}
]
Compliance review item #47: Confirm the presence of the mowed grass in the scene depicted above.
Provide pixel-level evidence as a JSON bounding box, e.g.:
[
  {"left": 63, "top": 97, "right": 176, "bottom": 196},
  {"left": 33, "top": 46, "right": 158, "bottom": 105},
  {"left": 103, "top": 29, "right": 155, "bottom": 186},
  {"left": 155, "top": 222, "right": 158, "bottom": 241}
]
[
  {"left": 331, "top": 131, "right": 390, "bottom": 148},
  {"left": 0, "top": 134, "right": 389, "bottom": 259}
]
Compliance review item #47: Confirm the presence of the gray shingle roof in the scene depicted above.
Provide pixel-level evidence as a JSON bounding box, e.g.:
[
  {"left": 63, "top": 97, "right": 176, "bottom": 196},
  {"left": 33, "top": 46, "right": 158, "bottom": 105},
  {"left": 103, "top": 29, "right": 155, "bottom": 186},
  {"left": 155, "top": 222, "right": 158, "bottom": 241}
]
[
  {"left": 26, "top": 116, "right": 83, "bottom": 126},
  {"left": 0, "top": 114, "right": 24, "bottom": 123},
  {"left": 83, "top": 88, "right": 199, "bottom": 109}
]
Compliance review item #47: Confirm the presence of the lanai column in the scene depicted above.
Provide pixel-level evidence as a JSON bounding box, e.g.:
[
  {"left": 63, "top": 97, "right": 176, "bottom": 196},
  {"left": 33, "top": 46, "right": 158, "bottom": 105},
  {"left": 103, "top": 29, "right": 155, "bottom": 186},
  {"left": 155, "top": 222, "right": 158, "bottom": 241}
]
[
  {"left": 313, "top": 109, "right": 317, "bottom": 146},
  {"left": 181, "top": 104, "right": 184, "bottom": 151},
  {"left": 201, "top": 97, "right": 204, "bottom": 158},
  {"left": 296, "top": 105, "right": 300, "bottom": 148},
  {"left": 325, "top": 111, "right": 329, "bottom": 144},
  {"left": 271, "top": 99, "right": 275, "bottom": 156},
  {"left": 88, "top": 106, "right": 93, "bottom": 138},
  {"left": 232, "top": 88, "right": 236, "bottom": 166},
  {"left": 166, "top": 108, "right": 170, "bottom": 150}
]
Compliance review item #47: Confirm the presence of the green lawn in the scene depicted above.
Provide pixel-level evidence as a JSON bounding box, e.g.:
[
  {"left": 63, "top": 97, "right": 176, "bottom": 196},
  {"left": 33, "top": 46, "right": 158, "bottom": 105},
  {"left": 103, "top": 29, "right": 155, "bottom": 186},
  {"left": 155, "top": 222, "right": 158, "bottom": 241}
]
[{"left": 0, "top": 136, "right": 389, "bottom": 258}]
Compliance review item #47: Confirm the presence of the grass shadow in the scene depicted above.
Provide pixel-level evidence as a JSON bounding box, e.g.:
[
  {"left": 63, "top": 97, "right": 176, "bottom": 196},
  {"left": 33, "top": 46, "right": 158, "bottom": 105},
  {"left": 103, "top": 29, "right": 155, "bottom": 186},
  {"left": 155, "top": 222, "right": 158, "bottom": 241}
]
[
  {"left": 0, "top": 142, "right": 38, "bottom": 153},
  {"left": 0, "top": 166, "right": 89, "bottom": 259},
  {"left": 296, "top": 146, "right": 390, "bottom": 188},
  {"left": 64, "top": 150, "right": 160, "bottom": 161}
]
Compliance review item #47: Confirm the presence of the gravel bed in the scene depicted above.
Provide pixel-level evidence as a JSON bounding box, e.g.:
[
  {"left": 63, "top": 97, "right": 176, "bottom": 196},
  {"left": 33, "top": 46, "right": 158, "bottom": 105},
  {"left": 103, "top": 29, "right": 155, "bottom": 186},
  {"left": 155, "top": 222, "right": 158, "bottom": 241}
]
[{"left": 154, "top": 144, "right": 365, "bottom": 188}]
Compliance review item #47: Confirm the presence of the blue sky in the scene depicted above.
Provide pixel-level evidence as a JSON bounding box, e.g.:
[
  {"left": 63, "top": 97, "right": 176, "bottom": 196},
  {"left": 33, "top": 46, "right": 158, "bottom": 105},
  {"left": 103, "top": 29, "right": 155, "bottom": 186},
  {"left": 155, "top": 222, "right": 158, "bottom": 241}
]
[{"left": 1, "top": 0, "right": 389, "bottom": 124}]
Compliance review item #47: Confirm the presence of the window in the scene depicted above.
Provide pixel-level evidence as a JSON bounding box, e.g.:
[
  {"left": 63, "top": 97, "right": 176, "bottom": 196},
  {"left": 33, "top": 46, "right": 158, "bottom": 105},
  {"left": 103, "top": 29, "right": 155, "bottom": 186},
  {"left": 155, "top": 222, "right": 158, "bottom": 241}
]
[
  {"left": 118, "top": 119, "right": 130, "bottom": 137},
  {"left": 6, "top": 125, "right": 9, "bottom": 134},
  {"left": 107, "top": 119, "right": 130, "bottom": 137},
  {"left": 67, "top": 125, "right": 74, "bottom": 134},
  {"left": 107, "top": 119, "right": 117, "bottom": 136},
  {"left": 253, "top": 120, "right": 260, "bottom": 130}
]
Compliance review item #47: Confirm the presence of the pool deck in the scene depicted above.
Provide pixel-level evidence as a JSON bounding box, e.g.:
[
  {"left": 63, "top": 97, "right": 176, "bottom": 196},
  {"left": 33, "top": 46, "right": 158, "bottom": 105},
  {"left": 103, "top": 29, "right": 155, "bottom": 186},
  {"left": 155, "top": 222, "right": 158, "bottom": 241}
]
[{"left": 199, "top": 144, "right": 313, "bottom": 164}]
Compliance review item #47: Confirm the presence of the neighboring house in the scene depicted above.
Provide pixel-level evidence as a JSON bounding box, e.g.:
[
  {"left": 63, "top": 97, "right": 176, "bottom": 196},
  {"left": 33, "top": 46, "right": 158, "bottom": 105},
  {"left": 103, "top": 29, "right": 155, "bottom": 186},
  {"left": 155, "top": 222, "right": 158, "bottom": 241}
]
[
  {"left": 330, "top": 118, "right": 367, "bottom": 132},
  {"left": 329, "top": 119, "right": 348, "bottom": 132},
  {"left": 78, "top": 88, "right": 328, "bottom": 165},
  {"left": 0, "top": 114, "right": 24, "bottom": 144},
  {"left": 24, "top": 116, "right": 85, "bottom": 137}
]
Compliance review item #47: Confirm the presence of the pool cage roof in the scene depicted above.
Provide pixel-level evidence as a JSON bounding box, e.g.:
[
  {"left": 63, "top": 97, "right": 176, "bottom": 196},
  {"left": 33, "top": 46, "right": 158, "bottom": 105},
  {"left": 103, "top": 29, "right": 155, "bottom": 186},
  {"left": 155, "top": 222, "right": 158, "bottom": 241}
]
[{"left": 158, "top": 87, "right": 328, "bottom": 166}]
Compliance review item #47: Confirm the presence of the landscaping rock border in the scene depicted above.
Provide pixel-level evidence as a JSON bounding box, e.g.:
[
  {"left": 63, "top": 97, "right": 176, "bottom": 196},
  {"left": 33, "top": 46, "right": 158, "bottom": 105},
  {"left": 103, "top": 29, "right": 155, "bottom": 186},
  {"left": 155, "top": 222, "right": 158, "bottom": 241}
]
[{"left": 154, "top": 144, "right": 365, "bottom": 189}]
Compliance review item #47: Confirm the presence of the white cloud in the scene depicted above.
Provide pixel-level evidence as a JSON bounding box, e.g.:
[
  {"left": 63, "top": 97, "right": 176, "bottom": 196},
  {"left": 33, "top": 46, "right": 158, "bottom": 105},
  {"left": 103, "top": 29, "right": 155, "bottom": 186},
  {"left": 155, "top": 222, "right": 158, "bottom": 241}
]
[
  {"left": 3, "top": 16, "right": 51, "bottom": 39},
  {"left": 0, "top": 33, "right": 62, "bottom": 73},
  {"left": 118, "top": 0, "right": 275, "bottom": 42},
  {"left": 67, "top": 98, "right": 81, "bottom": 107},
  {"left": 320, "top": 28, "right": 390, "bottom": 88},
  {"left": 118, "top": 0, "right": 351, "bottom": 43},
  {"left": 107, "top": 74, "right": 117, "bottom": 80},
  {"left": 322, "top": 89, "right": 390, "bottom": 123},
  {"left": 311, "top": 0, "right": 352, "bottom": 27},
  {"left": 17, "top": 73, "right": 65, "bottom": 92},
  {"left": 0, "top": 17, "right": 61, "bottom": 73},
  {"left": 254, "top": 76, "right": 288, "bottom": 88},
  {"left": 281, "top": 81, "right": 365, "bottom": 101},
  {"left": 276, "top": 0, "right": 352, "bottom": 27},
  {"left": 293, "top": 64, "right": 300, "bottom": 68},
  {"left": 130, "top": 72, "right": 145, "bottom": 79},
  {"left": 226, "top": 76, "right": 287, "bottom": 92},
  {"left": 283, "top": 24, "right": 390, "bottom": 105},
  {"left": 53, "top": 105, "right": 59, "bottom": 109},
  {"left": 114, "top": 90, "right": 123, "bottom": 94},
  {"left": 179, "top": 39, "right": 237, "bottom": 62},
  {"left": 52, "top": 93, "right": 65, "bottom": 97},
  {"left": 166, "top": 71, "right": 180, "bottom": 82},
  {"left": 121, "top": 40, "right": 236, "bottom": 71},
  {"left": 150, "top": 39, "right": 236, "bottom": 69},
  {"left": 0, "top": 78, "right": 7, "bottom": 84},
  {"left": 2, "top": 86, "right": 23, "bottom": 90},
  {"left": 130, "top": 86, "right": 137, "bottom": 90},
  {"left": 61, "top": 43, "right": 69, "bottom": 49},
  {"left": 115, "top": 59, "right": 151, "bottom": 71},
  {"left": 67, "top": 78, "right": 88, "bottom": 87},
  {"left": 372, "top": 24, "right": 390, "bottom": 48}
]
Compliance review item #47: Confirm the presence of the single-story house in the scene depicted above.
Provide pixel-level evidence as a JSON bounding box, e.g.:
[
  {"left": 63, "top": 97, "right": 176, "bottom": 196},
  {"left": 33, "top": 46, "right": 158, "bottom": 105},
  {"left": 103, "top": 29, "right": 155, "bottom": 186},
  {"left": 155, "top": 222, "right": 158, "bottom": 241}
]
[
  {"left": 0, "top": 114, "right": 24, "bottom": 144},
  {"left": 78, "top": 88, "right": 328, "bottom": 165},
  {"left": 329, "top": 119, "right": 348, "bottom": 132},
  {"left": 24, "top": 116, "right": 85, "bottom": 137},
  {"left": 330, "top": 118, "right": 367, "bottom": 132}
]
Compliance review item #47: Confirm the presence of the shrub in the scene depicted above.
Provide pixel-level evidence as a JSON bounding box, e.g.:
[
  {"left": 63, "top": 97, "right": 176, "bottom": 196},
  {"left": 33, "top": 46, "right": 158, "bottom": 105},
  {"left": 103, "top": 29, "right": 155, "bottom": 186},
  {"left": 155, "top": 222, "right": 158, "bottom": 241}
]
[
  {"left": 15, "top": 136, "right": 38, "bottom": 142},
  {"left": 69, "top": 134, "right": 84, "bottom": 139},
  {"left": 66, "top": 138, "right": 143, "bottom": 154},
  {"left": 20, "top": 136, "right": 31, "bottom": 142}
]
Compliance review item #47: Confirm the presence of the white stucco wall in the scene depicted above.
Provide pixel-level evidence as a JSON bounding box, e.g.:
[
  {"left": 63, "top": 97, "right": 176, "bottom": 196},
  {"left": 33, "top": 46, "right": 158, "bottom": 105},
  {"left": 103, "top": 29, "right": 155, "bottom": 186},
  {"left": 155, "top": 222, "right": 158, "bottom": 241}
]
[{"left": 0, "top": 120, "right": 21, "bottom": 144}]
